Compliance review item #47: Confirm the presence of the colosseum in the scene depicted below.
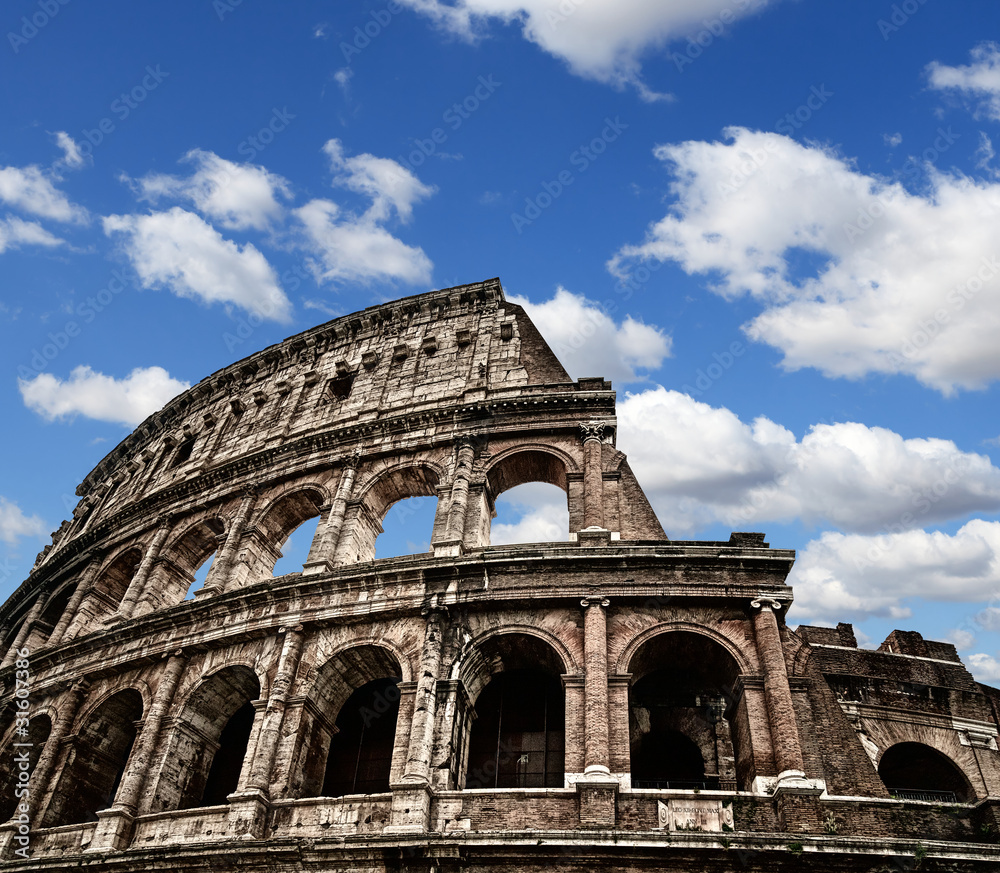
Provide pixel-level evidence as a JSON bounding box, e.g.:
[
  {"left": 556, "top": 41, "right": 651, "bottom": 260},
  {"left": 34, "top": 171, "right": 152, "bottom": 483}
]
[{"left": 2, "top": 277, "right": 1000, "bottom": 871}]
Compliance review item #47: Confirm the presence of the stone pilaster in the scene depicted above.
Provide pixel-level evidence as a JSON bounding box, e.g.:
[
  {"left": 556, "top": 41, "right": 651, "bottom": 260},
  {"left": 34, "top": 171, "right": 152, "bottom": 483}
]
[
  {"left": 304, "top": 454, "right": 359, "bottom": 575},
  {"left": 117, "top": 523, "right": 171, "bottom": 621}
]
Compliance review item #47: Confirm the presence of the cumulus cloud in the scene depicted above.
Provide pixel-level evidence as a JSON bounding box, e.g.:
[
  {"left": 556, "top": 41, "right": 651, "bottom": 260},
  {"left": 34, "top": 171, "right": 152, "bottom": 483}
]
[
  {"left": 103, "top": 207, "right": 292, "bottom": 321},
  {"left": 323, "top": 139, "right": 435, "bottom": 223},
  {"left": 508, "top": 287, "right": 670, "bottom": 383},
  {"left": 610, "top": 127, "right": 1000, "bottom": 394},
  {"left": 0, "top": 498, "right": 46, "bottom": 546},
  {"left": 0, "top": 217, "right": 66, "bottom": 253},
  {"left": 131, "top": 149, "right": 292, "bottom": 231},
  {"left": 966, "top": 653, "right": 1000, "bottom": 683},
  {"left": 398, "top": 0, "right": 774, "bottom": 95},
  {"left": 787, "top": 520, "right": 1000, "bottom": 624},
  {"left": 19, "top": 365, "right": 190, "bottom": 427},
  {"left": 295, "top": 199, "right": 433, "bottom": 286},
  {"left": 0, "top": 164, "right": 87, "bottom": 223},
  {"left": 928, "top": 42, "right": 1000, "bottom": 121},
  {"left": 617, "top": 387, "right": 1000, "bottom": 535},
  {"left": 491, "top": 483, "right": 569, "bottom": 545}
]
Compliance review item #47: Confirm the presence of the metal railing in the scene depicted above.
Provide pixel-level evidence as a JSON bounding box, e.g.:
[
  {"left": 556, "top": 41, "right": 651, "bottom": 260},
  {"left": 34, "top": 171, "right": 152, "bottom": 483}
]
[{"left": 889, "top": 788, "right": 960, "bottom": 803}]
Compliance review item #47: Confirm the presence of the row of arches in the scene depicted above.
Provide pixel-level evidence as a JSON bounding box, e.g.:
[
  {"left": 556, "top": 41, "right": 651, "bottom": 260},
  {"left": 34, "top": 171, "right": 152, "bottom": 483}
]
[
  {"left": 3, "top": 448, "right": 583, "bottom": 661},
  {"left": 0, "top": 630, "right": 977, "bottom": 831}
]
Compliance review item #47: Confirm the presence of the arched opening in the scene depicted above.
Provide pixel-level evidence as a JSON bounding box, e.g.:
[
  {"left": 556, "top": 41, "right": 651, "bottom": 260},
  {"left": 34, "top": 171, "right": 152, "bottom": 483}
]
[
  {"left": 464, "top": 633, "right": 565, "bottom": 789},
  {"left": 374, "top": 496, "right": 437, "bottom": 559},
  {"left": 346, "top": 467, "right": 440, "bottom": 563},
  {"left": 627, "top": 632, "right": 743, "bottom": 791},
  {"left": 878, "top": 742, "right": 973, "bottom": 802},
  {"left": 322, "top": 677, "right": 401, "bottom": 797},
  {"left": 88, "top": 549, "right": 142, "bottom": 624},
  {"left": 491, "top": 482, "right": 569, "bottom": 545},
  {"left": 42, "top": 690, "right": 143, "bottom": 826},
  {"left": 157, "top": 666, "right": 260, "bottom": 812},
  {"left": 258, "top": 489, "right": 325, "bottom": 578},
  {"left": 142, "top": 519, "right": 225, "bottom": 613},
  {"left": 296, "top": 646, "right": 403, "bottom": 798},
  {"left": 0, "top": 715, "right": 51, "bottom": 821},
  {"left": 485, "top": 451, "right": 569, "bottom": 547},
  {"left": 32, "top": 584, "right": 76, "bottom": 649},
  {"left": 201, "top": 699, "right": 256, "bottom": 806}
]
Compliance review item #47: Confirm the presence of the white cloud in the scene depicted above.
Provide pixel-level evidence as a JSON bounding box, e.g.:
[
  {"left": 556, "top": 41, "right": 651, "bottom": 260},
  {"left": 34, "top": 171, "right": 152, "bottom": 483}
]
[
  {"left": 132, "top": 149, "right": 291, "bottom": 231},
  {"left": 398, "top": 0, "right": 774, "bottom": 95},
  {"left": 610, "top": 126, "right": 1000, "bottom": 394},
  {"left": 103, "top": 207, "right": 292, "bottom": 321},
  {"left": 0, "top": 217, "right": 66, "bottom": 253},
  {"left": 323, "top": 139, "right": 435, "bottom": 223},
  {"left": 947, "top": 628, "right": 976, "bottom": 651},
  {"left": 974, "top": 607, "right": 1000, "bottom": 631},
  {"left": 967, "top": 653, "right": 1000, "bottom": 683},
  {"left": 0, "top": 498, "right": 45, "bottom": 545},
  {"left": 928, "top": 42, "right": 1000, "bottom": 121},
  {"left": 0, "top": 164, "right": 87, "bottom": 223},
  {"left": 617, "top": 387, "right": 1000, "bottom": 535},
  {"left": 491, "top": 482, "right": 569, "bottom": 545},
  {"left": 509, "top": 287, "right": 671, "bottom": 382},
  {"left": 787, "top": 520, "right": 1000, "bottom": 623},
  {"left": 883, "top": 132, "right": 902, "bottom": 148},
  {"left": 333, "top": 67, "right": 353, "bottom": 97},
  {"left": 19, "top": 365, "right": 190, "bottom": 427},
  {"left": 295, "top": 198, "right": 433, "bottom": 286},
  {"left": 53, "top": 131, "right": 86, "bottom": 170}
]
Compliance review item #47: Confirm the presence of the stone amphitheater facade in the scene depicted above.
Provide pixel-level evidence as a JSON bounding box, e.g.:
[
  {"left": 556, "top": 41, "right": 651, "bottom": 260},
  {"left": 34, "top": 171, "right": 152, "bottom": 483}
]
[{"left": 2, "top": 278, "right": 1000, "bottom": 871}]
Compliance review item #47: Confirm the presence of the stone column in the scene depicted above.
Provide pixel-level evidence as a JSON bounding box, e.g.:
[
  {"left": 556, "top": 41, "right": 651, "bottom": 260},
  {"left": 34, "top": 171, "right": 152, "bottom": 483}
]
[
  {"left": 205, "top": 490, "right": 257, "bottom": 592},
  {"left": 578, "top": 597, "right": 617, "bottom": 826},
  {"left": 246, "top": 627, "right": 305, "bottom": 793},
  {"left": 580, "top": 422, "right": 606, "bottom": 530},
  {"left": 117, "top": 523, "right": 172, "bottom": 620},
  {"left": 19, "top": 682, "right": 86, "bottom": 837},
  {"left": 581, "top": 597, "right": 611, "bottom": 777},
  {"left": 388, "top": 604, "right": 446, "bottom": 833},
  {"left": 751, "top": 598, "right": 806, "bottom": 780},
  {"left": 227, "top": 627, "right": 305, "bottom": 839},
  {"left": 87, "top": 653, "right": 186, "bottom": 852},
  {"left": 304, "top": 454, "right": 359, "bottom": 574},
  {"left": 439, "top": 440, "right": 476, "bottom": 554},
  {"left": 47, "top": 556, "right": 103, "bottom": 648},
  {"left": 0, "top": 594, "right": 49, "bottom": 669}
]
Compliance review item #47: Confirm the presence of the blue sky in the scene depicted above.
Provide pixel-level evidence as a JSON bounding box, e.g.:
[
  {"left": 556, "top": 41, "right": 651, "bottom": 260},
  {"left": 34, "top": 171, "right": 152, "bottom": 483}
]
[{"left": 3, "top": 0, "right": 1000, "bottom": 674}]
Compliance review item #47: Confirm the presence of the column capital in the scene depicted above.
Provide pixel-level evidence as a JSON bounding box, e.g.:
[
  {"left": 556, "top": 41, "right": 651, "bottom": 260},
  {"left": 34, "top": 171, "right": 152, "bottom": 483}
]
[
  {"left": 581, "top": 596, "right": 610, "bottom": 609},
  {"left": 579, "top": 420, "right": 612, "bottom": 443},
  {"left": 751, "top": 596, "right": 786, "bottom": 612}
]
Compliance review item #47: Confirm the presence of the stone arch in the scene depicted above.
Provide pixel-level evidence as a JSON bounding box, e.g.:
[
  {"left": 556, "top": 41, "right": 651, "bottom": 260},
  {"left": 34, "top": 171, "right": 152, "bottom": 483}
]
[
  {"left": 292, "top": 644, "right": 405, "bottom": 798},
  {"left": 42, "top": 688, "right": 144, "bottom": 827},
  {"left": 253, "top": 485, "right": 327, "bottom": 576},
  {"left": 451, "top": 624, "right": 577, "bottom": 691},
  {"left": 482, "top": 447, "right": 575, "bottom": 546},
  {"left": 339, "top": 463, "right": 445, "bottom": 563},
  {"left": 624, "top": 629, "right": 746, "bottom": 791},
  {"left": 459, "top": 631, "right": 567, "bottom": 789},
  {"left": 877, "top": 741, "right": 974, "bottom": 802},
  {"left": 616, "top": 621, "right": 754, "bottom": 678},
  {"left": 152, "top": 664, "right": 261, "bottom": 812},
  {"left": 85, "top": 546, "right": 143, "bottom": 627},
  {"left": 140, "top": 516, "right": 226, "bottom": 613},
  {"left": 28, "top": 580, "right": 78, "bottom": 650}
]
